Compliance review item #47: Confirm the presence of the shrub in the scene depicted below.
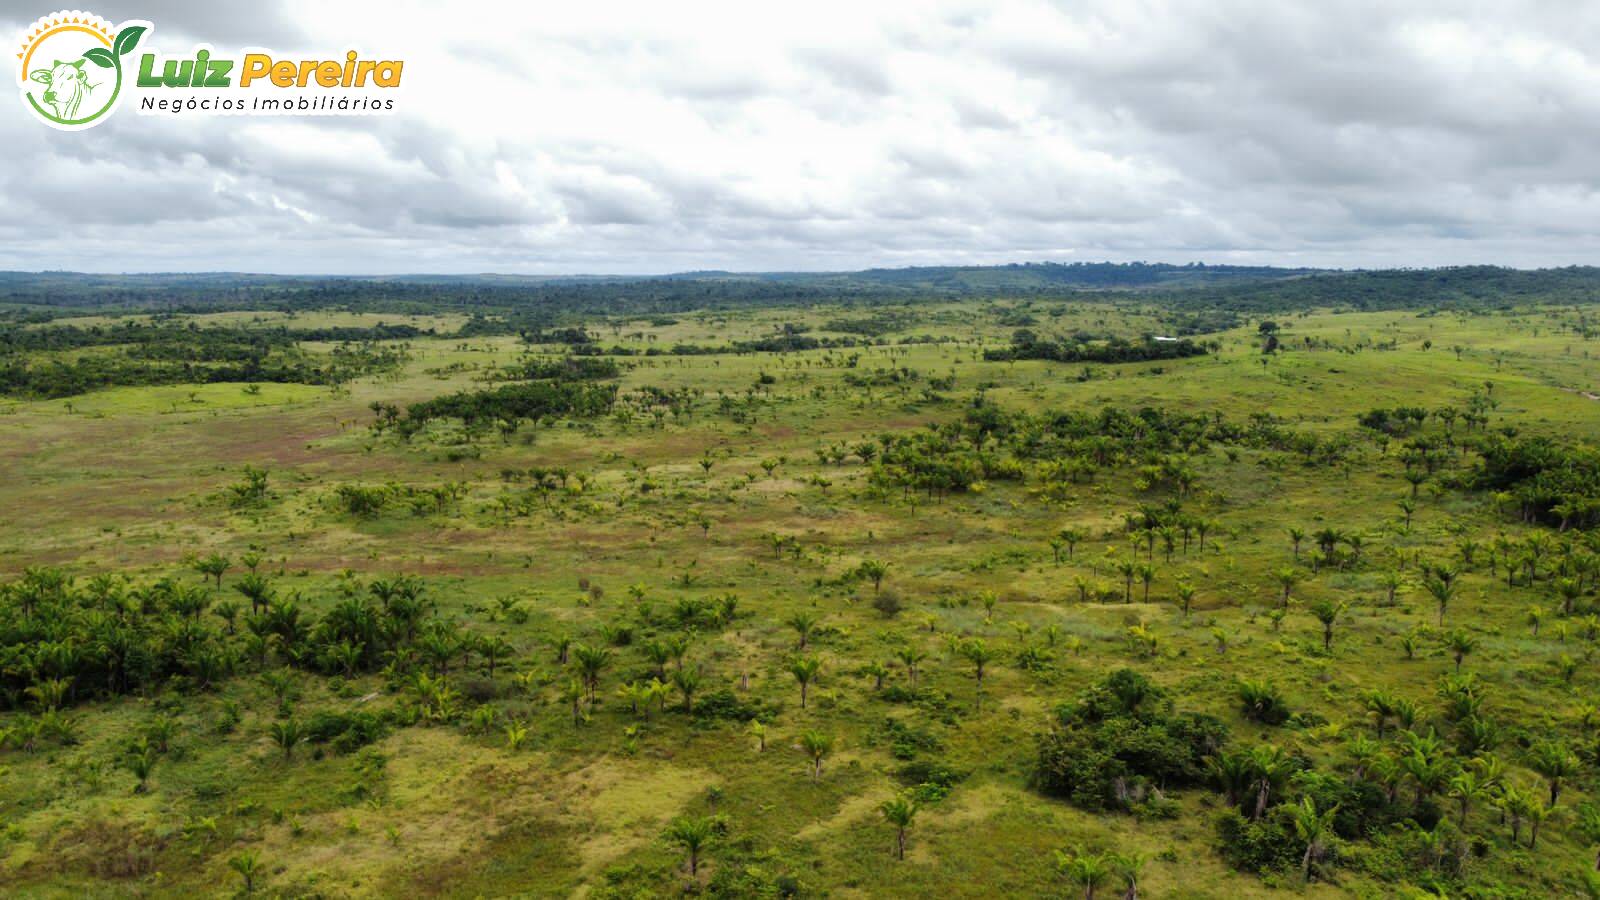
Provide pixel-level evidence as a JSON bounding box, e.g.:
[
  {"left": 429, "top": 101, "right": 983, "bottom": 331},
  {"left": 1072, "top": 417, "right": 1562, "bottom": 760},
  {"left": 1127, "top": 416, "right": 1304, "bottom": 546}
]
[
  {"left": 303, "top": 710, "right": 387, "bottom": 754},
  {"left": 1035, "top": 669, "right": 1228, "bottom": 810},
  {"left": 1237, "top": 679, "right": 1293, "bottom": 726},
  {"left": 691, "top": 690, "right": 780, "bottom": 724},
  {"left": 1215, "top": 808, "right": 1301, "bottom": 874}
]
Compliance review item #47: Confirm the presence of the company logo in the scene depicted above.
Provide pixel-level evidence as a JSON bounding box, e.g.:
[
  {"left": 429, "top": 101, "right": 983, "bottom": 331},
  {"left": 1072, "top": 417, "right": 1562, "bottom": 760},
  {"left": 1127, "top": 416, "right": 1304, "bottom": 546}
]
[
  {"left": 17, "top": 9, "right": 404, "bottom": 130},
  {"left": 16, "top": 11, "right": 147, "bottom": 130}
]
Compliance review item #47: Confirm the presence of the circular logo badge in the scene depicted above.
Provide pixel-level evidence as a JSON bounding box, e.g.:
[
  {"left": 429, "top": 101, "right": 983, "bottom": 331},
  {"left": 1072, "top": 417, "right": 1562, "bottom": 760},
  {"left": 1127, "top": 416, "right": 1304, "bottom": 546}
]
[{"left": 16, "top": 10, "right": 149, "bottom": 130}]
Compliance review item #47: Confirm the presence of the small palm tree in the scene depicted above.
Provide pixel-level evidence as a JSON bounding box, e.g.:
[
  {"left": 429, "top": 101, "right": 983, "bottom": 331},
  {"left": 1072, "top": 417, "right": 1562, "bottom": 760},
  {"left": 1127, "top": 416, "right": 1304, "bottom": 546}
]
[
  {"left": 478, "top": 635, "right": 514, "bottom": 678},
  {"left": 1529, "top": 741, "right": 1579, "bottom": 807},
  {"left": 801, "top": 730, "right": 834, "bottom": 780},
  {"left": 1110, "top": 851, "right": 1146, "bottom": 899},
  {"left": 787, "top": 612, "right": 819, "bottom": 649},
  {"left": 748, "top": 719, "right": 767, "bottom": 752},
  {"left": 1055, "top": 846, "right": 1109, "bottom": 899},
  {"left": 269, "top": 718, "right": 302, "bottom": 759},
  {"left": 1274, "top": 567, "right": 1300, "bottom": 608},
  {"left": 857, "top": 559, "right": 888, "bottom": 593},
  {"left": 1448, "top": 770, "right": 1483, "bottom": 828},
  {"left": 1444, "top": 631, "right": 1478, "bottom": 673},
  {"left": 194, "top": 552, "right": 231, "bottom": 589},
  {"left": 1291, "top": 796, "right": 1338, "bottom": 883},
  {"left": 664, "top": 815, "right": 716, "bottom": 876},
  {"left": 959, "top": 640, "right": 996, "bottom": 708},
  {"left": 125, "top": 743, "right": 158, "bottom": 793},
  {"left": 571, "top": 643, "right": 612, "bottom": 701},
  {"left": 1135, "top": 563, "right": 1156, "bottom": 603},
  {"left": 560, "top": 678, "right": 586, "bottom": 725},
  {"left": 1309, "top": 599, "right": 1345, "bottom": 652},
  {"left": 503, "top": 719, "right": 529, "bottom": 750},
  {"left": 229, "top": 849, "right": 262, "bottom": 894},
  {"left": 1423, "top": 572, "right": 1457, "bottom": 626},
  {"left": 895, "top": 647, "right": 926, "bottom": 688},
  {"left": 671, "top": 667, "right": 702, "bottom": 713},
  {"left": 1175, "top": 582, "right": 1196, "bottom": 619},
  {"left": 880, "top": 793, "right": 918, "bottom": 859},
  {"left": 789, "top": 656, "right": 821, "bottom": 709}
]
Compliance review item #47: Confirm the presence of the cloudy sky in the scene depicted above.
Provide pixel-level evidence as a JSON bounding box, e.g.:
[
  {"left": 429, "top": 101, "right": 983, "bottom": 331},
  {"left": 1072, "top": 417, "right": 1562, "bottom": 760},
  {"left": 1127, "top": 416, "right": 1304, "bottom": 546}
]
[{"left": 5, "top": 0, "right": 1600, "bottom": 274}]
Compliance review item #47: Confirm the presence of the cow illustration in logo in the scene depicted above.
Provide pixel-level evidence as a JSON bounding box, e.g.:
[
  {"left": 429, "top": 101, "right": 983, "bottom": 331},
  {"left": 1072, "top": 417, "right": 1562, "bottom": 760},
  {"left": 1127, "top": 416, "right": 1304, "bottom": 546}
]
[{"left": 16, "top": 10, "right": 149, "bottom": 130}]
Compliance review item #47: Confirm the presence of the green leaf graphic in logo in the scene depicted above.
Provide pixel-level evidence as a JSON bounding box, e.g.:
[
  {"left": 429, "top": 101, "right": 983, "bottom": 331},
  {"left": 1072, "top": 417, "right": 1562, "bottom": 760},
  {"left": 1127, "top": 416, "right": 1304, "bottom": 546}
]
[
  {"left": 113, "top": 25, "right": 146, "bottom": 57},
  {"left": 82, "top": 47, "right": 115, "bottom": 69}
]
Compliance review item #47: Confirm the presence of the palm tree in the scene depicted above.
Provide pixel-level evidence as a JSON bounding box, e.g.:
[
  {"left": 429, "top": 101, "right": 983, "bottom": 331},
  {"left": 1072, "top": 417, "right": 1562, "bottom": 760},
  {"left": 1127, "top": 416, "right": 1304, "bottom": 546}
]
[
  {"left": 1175, "top": 582, "right": 1196, "bottom": 619},
  {"left": 571, "top": 643, "right": 612, "bottom": 700},
  {"left": 1274, "top": 567, "right": 1301, "bottom": 609},
  {"left": 896, "top": 647, "right": 927, "bottom": 688},
  {"left": 194, "top": 553, "right": 231, "bottom": 589},
  {"left": 1556, "top": 578, "right": 1583, "bottom": 616},
  {"left": 478, "top": 635, "right": 514, "bottom": 678},
  {"left": 1115, "top": 560, "right": 1136, "bottom": 603},
  {"left": 560, "top": 678, "right": 586, "bottom": 725},
  {"left": 1110, "top": 852, "right": 1146, "bottom": 899},
  {"left": 787, "top": 612, "right": 819, "bottom": 649},
  {"left": 789, "top": 656, "right": 821, "bottom": 709},
  {"left": 269, "top": 718, "right": 302, "bottom": 758},
  {"left": 801, "top": 730, "right": 834, "bottom": 780},
  {"left": 642, "top": 639, "right": 672, "bottom": 679},
  {"left": 1368, "top": 572, "right": 1399, "bottom": 609},
  {"left": 857, "top": 559, "right": 888, "bottom": 594},
  {"left": 1500, "top": 786, "right": 1535, "bottom": 844},
  {"left": 125, "top": 743, "right": 158, "bottom": 793},
  {"left": 748, "top": 719, "right": 767, "bottom": 752},
  {"left": 959, "top": 640, "right": 996, "bottom": 707},
  {"left": 1309, "top": 599, "right": 1344, "bottom": 652},
  {"left": 1288, "top": 527, "right": 1305, "bottom": 559},
  {"left": 503, "top": 719, "right": 529, "bottom": 750},
  {"left": 1290, "top": 796, "right": 1338, "bottom": 883},
  {"left": 1444, "top": 631, "right": 1478, "bottom": 673},
  {"left": 880, "top": 793, "right": 918, "bottom": 859},
  {"left": 1059, "top": 527, "right": 1084, "bottom": 560},
  {"left": 1135, "top": 563, "right": 1156, "bottom": 603},
  {"left": 671, "top": 667, "right": 702, "bottom": 713},
  {"left": 664, "top": 815, "right": 715, "bottom": 876},
  {"left": 229, "top": 849, "right": 262, "bottom": 894},
  {"left": 1448, "top": 770, "right": 1484, "bottom": 828},
  {"left": 1526, "top": 797, "right": 1551, "bottom": 849},
  {"left": 1529, "top": 741, "right": 1579, "bottom": 807},
  {"left": 1423, "top": 572, "right": 1457, "bottom": 626},
  {"left": 1248, "top": 744, "right": 1295, "bottom": 820},
  {"left": 234, "top": 572, "right": 274, "bottom": 614},
  {"left": 1055, "top": 846, "right": 1109, "bottom": 900}
]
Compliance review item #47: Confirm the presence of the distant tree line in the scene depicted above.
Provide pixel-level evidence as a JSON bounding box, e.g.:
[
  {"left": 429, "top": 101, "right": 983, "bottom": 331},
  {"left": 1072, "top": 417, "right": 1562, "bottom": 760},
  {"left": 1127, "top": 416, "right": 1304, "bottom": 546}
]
[
  {"left": 983, "top": 330, "right": 1208, "bottom": 364},
  {"left": 376, "top": 380, "right": 619, "bottom": 439},
  {"left": 10, "top": 264, "right": 1598, "bottom": 321}
]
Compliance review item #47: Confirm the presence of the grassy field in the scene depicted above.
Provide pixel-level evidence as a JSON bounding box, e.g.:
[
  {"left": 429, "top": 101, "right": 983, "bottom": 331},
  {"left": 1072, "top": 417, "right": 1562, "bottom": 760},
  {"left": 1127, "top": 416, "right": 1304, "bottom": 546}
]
[{"left": 2, "top": 298, "right": 1599, "bottom": 898}]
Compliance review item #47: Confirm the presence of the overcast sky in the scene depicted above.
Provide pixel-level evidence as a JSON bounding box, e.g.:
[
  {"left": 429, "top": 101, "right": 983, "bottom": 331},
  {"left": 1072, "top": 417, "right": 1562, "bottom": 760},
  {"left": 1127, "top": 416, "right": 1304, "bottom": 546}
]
[{"left": 5, "top": 0, "right": 1600, "bottom": 274}]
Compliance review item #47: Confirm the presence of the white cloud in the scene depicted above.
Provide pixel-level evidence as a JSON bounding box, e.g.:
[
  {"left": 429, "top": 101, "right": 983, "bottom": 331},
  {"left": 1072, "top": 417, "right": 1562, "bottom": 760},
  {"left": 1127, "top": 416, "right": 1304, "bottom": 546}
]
[{"left": 3, "top": 0, "right": 1600, "bottom": 272}]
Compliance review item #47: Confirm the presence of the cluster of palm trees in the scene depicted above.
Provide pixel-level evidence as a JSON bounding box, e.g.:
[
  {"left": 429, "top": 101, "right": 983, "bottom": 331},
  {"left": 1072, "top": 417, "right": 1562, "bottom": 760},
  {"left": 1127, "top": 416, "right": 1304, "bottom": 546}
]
[
  {"left": 1206, "top": 667, "right": 1592, "bottom": 885},
  {"left": 1055, "top": 846, "right": 1145, "bottom": 899}
]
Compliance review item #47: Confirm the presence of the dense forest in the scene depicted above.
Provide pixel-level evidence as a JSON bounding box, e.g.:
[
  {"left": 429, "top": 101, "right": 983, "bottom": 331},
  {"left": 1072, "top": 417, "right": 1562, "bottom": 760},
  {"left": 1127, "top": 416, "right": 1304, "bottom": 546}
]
[{"left": 6, "top": 264, "right": 1600, "bottom": 322}]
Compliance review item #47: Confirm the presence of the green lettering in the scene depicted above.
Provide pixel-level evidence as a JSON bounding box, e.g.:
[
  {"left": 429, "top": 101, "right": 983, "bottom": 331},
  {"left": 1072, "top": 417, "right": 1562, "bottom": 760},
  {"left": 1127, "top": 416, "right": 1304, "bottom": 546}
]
[{"left": 206, "top": 59, "right": 233, "bottom": 88}]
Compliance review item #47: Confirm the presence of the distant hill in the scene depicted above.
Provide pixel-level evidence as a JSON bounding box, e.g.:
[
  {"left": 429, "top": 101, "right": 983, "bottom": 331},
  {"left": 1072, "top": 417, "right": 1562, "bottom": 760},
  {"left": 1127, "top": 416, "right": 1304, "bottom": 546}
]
[{"left": 1, "top": 263, "right": 1597, "bottom": 318}]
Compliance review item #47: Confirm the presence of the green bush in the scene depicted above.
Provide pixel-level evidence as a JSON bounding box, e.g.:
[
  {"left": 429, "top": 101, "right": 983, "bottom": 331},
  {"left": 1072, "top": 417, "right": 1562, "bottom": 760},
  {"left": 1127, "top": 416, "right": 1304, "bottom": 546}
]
[{"left": 1034, "top": 669, "right": 1228, "bottom": 810}]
